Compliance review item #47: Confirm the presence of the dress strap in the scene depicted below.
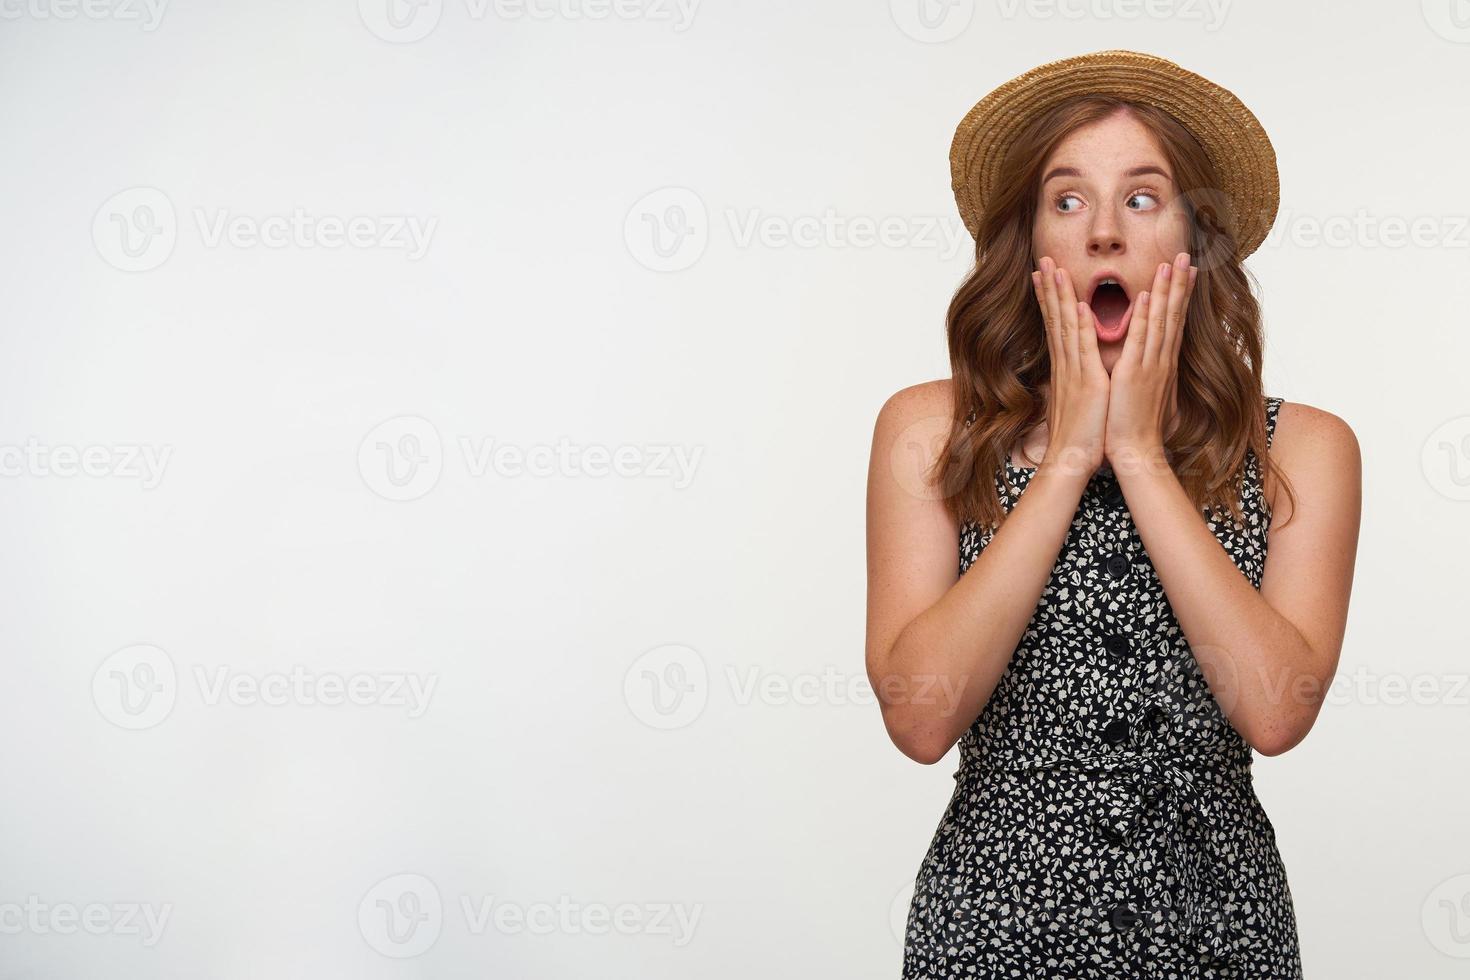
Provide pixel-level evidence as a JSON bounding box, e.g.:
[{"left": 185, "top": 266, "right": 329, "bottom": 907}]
[{"left": 1265, "top": 396, "right": 1284, "bottom": 451}]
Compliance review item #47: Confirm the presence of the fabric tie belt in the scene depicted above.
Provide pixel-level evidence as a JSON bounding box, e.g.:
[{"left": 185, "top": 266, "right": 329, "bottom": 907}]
[{"left": 957, "top": 744, "right": 1254, "bottom": 962}]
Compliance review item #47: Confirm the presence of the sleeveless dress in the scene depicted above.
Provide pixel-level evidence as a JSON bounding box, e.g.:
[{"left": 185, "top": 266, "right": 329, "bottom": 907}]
[{"left": 901, "top": 395, "right": 1302, "bottom": 979}]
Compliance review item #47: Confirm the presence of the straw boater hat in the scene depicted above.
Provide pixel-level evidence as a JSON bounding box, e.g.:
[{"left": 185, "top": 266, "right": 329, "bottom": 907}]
[{"left": 950, "top": 49, "right": 1279, "bottom": 262}]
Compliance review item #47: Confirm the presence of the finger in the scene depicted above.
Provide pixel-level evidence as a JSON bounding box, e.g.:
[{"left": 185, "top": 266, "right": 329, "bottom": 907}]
[
  {"left": 1158, "top": 252, "right": 1191, "bottom": 366},
  {"left": 1048, "top": 264, "right": 1074, "bottom": 368},
  {"left": 1076, "top": 300, "right": 1103, "bottom": 372},
  {"left": 1170, "top": 265, "right": 1197, "bottom": 365},
  {"left": 1034, "top": 265, "right": 1064, "bottom": 390},
  {"left": 1036, "top": 258, "right": 1064, "bottom": 361},
  {"left": 1140, "top": 260, "right": 1164, "bottom": 364},
  {"left": 1055, "top": 265, "right": 1081, "bottom": 366},
  {"left": 1123, "top": 290, "right": 1149, "bottom": 366}
]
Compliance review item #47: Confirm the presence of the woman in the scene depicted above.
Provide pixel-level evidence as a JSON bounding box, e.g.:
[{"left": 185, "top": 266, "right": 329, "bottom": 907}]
[{"left": 865, "top": 51, "right": 1361, "bottom": 977}]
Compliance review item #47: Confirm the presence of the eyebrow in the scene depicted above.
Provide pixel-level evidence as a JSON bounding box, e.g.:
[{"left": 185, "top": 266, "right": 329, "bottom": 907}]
[{"left": 1041, "top": 165, "right": 1172, "bottom": 184}]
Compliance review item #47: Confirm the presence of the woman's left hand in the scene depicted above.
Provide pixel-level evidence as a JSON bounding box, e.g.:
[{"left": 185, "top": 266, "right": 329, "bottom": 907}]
[{"left": 1105, "top": 250, "right": 1197, "bottom": 468}]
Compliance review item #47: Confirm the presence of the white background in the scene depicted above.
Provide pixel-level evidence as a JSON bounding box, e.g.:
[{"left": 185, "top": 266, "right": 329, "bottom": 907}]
[{"left": 1, "top": 1, "right": 1467, "bottom": 977}]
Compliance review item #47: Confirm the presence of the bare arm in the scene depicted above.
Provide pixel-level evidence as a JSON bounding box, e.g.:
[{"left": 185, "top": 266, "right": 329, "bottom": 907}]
[{"left": 864, "top": 381, "right": 1091, "bottom": 764}]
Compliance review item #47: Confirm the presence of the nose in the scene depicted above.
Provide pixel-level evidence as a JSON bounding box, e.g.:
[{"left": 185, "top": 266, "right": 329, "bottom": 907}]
[{"left": 1087, "top": 201, "right": 1126, "bottom": 256}]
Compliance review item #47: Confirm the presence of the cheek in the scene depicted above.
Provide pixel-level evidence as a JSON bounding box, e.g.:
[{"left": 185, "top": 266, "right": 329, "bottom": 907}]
[
  {"left": 1149, "top": 200, "right": 1194, "bottom": 253},
  {"left": 1031, "top": 217, "right": 1069, "bottom": 257}
]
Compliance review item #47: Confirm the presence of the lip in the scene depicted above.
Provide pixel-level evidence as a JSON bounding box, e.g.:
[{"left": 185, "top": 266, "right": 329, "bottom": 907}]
[{"left": 1093, "top": 297, "right": 1136, "bottom": 343}]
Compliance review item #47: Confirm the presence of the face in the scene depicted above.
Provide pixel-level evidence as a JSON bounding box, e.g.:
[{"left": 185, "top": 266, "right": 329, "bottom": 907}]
[{"left": 1031, "top": 109, "right": 1190, "bottom": 373}]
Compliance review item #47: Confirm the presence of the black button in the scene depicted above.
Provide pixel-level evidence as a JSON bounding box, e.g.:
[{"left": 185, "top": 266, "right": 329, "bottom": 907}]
[
  {"left": 1101, "top": 718, "right": 1130, "bottom": 745},
  {"left": 1105, "top": 553, "right": 1130, "bottom": 580},
  {"left": 1110, "top": 903, "right": 1141, "bottom": 930},
  {"left": 1100, "top": 823, "right": 1126, "bottom": 845},
  {"left": 1103, "top": 634, "right": 1130, "bottom": 658},
  {"left": 1102, "top": 481, "right": 1125, "bottom": 508}
]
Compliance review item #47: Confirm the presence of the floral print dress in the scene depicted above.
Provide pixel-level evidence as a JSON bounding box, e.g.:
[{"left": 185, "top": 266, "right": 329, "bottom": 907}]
[{"left": 901, "top": 395, "right": 1303, "bottom": 979}]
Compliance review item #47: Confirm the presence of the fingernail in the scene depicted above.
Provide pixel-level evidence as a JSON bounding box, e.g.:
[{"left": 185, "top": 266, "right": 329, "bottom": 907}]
[
  {"left": 1054, "top": 269, "right": 1063, "bottom": 286},
  {"left": 1162, "top": 264, "right": 1171, "bottom": 279}
]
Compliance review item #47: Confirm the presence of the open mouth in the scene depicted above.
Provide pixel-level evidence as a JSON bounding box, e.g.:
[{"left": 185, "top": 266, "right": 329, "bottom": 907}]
[{"left": 1090, "top": 280, "right": 1131, "bottom": 331}]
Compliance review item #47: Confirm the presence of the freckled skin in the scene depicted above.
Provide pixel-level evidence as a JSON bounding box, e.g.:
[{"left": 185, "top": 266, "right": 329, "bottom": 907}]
[{"left": 1031, "top": 108, "right": 1191, "bottom": 376}]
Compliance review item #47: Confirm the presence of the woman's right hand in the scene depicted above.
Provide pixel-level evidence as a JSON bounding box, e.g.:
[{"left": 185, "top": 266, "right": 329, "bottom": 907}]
[{"left": 1030, "top": 256, "right": 1109, "bottom": 480}]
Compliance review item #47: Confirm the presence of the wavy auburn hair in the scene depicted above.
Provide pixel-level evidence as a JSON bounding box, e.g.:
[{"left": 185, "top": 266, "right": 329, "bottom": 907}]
[{"left": 934, "top": 95, "right": 1296, "bottom": 532}]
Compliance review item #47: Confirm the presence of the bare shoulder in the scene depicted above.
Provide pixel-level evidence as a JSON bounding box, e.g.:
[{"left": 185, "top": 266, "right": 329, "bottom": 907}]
[
  {"left": 1267, "top": 399, "right": 1362, "bottom": 524},
  {"left": 875, "top": 376, "right": 955, "bottom": 427},
  {"left": 868, "top": 376, "right": 959, "bottom": 526}
]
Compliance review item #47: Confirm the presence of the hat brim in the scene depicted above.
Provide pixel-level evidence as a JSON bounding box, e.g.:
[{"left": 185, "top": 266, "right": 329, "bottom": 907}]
[{"left": 950, "top": 49, "right": 1279, "bottom": 262}]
